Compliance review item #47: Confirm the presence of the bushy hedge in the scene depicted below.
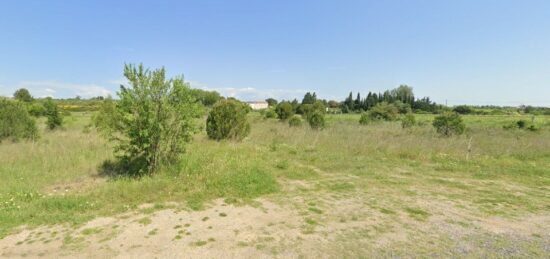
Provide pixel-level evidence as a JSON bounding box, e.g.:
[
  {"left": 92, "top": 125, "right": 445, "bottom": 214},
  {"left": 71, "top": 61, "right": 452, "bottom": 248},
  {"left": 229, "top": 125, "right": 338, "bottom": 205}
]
[
  {"left": 0, "top": 99, "right": 38, "bottom": 142},
  {"left": 206, "top": 99, "right": 251, "bottom": 141}
]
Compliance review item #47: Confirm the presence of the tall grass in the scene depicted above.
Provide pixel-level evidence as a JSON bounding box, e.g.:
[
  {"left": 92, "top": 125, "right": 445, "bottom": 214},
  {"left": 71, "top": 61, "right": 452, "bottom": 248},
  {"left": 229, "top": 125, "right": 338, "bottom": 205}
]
[{"left": 1, "top": 112, "right": 549, "bottom": 237}]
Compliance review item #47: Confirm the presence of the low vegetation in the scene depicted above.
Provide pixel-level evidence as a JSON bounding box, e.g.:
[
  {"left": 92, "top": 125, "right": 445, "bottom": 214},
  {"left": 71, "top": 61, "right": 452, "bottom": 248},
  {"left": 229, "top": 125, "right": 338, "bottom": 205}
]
[{"left": 206, "top": 99, "right": 251, "bottom": 141}]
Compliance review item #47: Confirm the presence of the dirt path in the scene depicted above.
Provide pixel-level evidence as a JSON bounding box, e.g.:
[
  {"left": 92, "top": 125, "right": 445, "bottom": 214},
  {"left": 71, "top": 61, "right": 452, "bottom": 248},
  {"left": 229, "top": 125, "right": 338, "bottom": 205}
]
[{"left": 1, "top": 195, "right": 549, "bottom": 258}]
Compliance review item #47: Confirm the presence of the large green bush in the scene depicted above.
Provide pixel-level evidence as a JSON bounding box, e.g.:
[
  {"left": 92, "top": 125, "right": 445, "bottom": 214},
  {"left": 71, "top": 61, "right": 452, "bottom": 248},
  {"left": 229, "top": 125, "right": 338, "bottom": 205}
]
[
  {"left": 308, "top": 111, "right": 325, "bottom": 130},
  {"left": 44, "top": 98, "right": 63, "bottom": 130},
  {"left": 432, "top": 112, "right": 466, "bottom": 136},
  {"left": 94, "top": 64, "right": 202, "bottom": 175},
  {"left": 0, "top": 99, "right": 38, "bottom": 142},
  {"left": 275, "top": 101, "right": 294, "bottom": 120},
  {"left": 206, "top": 99, "right": 251, "bottom": 141},
  {"left": 367, "top": 102, "right": 398, "bottom": 121}
]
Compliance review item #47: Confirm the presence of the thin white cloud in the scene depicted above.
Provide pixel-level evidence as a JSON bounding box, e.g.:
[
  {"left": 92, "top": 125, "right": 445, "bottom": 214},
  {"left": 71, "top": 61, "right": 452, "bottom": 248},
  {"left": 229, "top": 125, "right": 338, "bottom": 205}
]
[
  {"left": 2, "top": 81, "right": 112, "bottom": 98},
  {"left": 188, "top": 80, "right": 311, "bottom": 101}
]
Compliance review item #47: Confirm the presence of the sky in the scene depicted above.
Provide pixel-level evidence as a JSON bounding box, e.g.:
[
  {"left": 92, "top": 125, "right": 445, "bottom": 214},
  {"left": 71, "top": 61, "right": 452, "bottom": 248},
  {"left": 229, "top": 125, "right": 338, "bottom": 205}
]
[{"left": 0, "top": 0, "right": 549, "bottom": 106}]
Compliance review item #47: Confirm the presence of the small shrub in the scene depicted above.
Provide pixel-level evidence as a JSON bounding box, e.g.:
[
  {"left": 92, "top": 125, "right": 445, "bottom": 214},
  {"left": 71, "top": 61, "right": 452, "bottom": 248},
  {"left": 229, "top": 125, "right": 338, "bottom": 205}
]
[
  {"left": 308, "top": 111, "right": 325, "bottom": 130},
  {"left": 432, "top": 112, "right": 465, "bottom": 136},
  {"left": 275, "top": 102, "right": 294, "bottom": 120},
  {"left": 264, "top": 109, "right": 277, "bottom": 119},
  {"left": 453, "top": 105, "right": 474, "bottom": 114},
  {"left": 206, "top": 99, "right": 251, "bottom": 141},
  {"left": 516, "top": 120, "right": 527, "bottom": 129},
  {"left": 401, "top": 113, "right": 416, "bottom": 129},
  {"left": 359, "top": 113, "right": 370, "bottom": 125},
  {"left": 367, "top": 102, "right": 398, "bottom": 121},
  {"left": 0, "top": 99, "right": 38, "bottom": 142},
  {"left": 288, "top": 115, "right": 303, "bottom": 127},
  {"left": 44, "top": 98, "right": 63, "bottom": 130}
]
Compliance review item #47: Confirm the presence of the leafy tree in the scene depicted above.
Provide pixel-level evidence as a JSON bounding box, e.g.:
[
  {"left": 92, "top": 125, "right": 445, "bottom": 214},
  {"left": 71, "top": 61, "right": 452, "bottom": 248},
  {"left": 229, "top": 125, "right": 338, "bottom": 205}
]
[
  {"left": 390, "top": 85, "right": 415, "bottom": 104},
  {"left": 433, "top": 112, "right": 466, "bottom": 136},
  {"left": 265, "top": 98, "right": 278, "bottom": 107},
  {"left": 343, "top": 92, "right": 354, "bottom": 112},
  {"left": 206, "top": 99, "right": 250, "bottom": 141},
  {"left": 44, "top": 98, "right": 63, "bottom": 130},
  {"left": 0, "top": 98, "right": 38, "bottom": 142},
  {"left": 275, "top": 101, "right": 294, "bottom": 120},
  {"left": 13, "top": 88, "right": 33, "bottom": 102},
  {"left": 94, "top": 64, "right": 202, "bottom": 175},
  {"left": 367, "top": 102, "right": 398, "bottom": 121},
  {"left": 302, "top": 92, "right": 316, "bottom": 105},
  {"left": 393, "top": 100, "right": 412, "bottom": 114},
  {"left": 307, "top": 111, "right": 325, "bottom": 129},
  {"left": 327, "top": 100, "right": 340, "bottom": 108},
  {"left": 354, "top": 92, "right": 361, "bottom": 110},
  {"left": 190, "top": 89, "right": 222, "bottom": 106},
  {"left": 288, "top": 115, "right": 303, "bottom": 127}
]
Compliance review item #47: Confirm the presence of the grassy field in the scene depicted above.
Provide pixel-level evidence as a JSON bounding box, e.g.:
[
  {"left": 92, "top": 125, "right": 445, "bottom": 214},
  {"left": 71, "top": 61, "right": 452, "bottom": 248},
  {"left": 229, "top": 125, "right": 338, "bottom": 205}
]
[{"left": 1, "top": 112, "right": 549, "bottom": 257}]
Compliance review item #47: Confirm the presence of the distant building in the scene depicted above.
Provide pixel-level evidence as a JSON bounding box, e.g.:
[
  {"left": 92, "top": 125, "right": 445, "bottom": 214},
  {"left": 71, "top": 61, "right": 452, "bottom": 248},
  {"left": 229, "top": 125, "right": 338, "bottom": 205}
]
[{"left": 246, "top": 101, "right": 269, "bottom": 110}]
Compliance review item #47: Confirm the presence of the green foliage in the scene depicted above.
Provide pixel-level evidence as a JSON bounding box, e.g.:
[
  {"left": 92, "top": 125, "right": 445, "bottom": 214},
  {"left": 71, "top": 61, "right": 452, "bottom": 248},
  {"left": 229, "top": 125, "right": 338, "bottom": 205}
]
[
  {"left": 0, "top": 98, "right": 38, "bottom": 142},
  {"left": 13, "top": 88, "right": 33, "bottom": 102},
  {"left": 275, "top": 101, "right": 294, "bottom": 120},
  {"left": 432, "top": 112, "right": 466, "bottom": 136},
  {"left": 27, "top": 102, "right": 46, "bottom": 117},
  {"left": 288, "top": 115, "right": 303, "bottom": 127},
  {"left": 300, "top": 100, "right": 326, "bottom": 120},
  {"left": 206, "top": 99, "right": 251, "bottom": 141},
  {"left": 367, "top": 102, "right": 398, "bottom": 121},
  {"left": 359, "top": 113, "right": 370, "bottom": 125},
  {"left": 503, "top": 119, "right": 540, "bottom": 132},
  {"left": 301, "top": 92, "right": 317, "bottom": 105},
  {"left": 401, "top": 113, "right": 416, "bottom": 129},
  {"left": 307, "top": 111, "right": 325, "bottom": 130},
  {"left": 190, "top": 89, "right": 222, "bottom": 106},
  {"left": 92, "top": 98, "right": 119, "bottom": 137},
  {"left": 95, "top": 64, "right": 202, "bottom": 175},
  {"left": 44, "top": 98, "right": 63, "bottom": 130},
  {"left": 393, "top": 100, "right": 412, "bottom": 114},
  {"left": 453, "top": 105, "right": 474, "bottom": 114},
  {"left": 265, "top": 98, "right": 278, "bottom": 107},
  {"left": 264, "top": 109, "right": 277, "bottom": 119}
]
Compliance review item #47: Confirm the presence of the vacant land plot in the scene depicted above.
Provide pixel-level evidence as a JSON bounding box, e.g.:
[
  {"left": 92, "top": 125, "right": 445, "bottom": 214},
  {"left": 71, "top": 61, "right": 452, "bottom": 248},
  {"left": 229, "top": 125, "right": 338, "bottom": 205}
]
[{"left": 1, "top": 113, "right": 549, "bottom": 258}]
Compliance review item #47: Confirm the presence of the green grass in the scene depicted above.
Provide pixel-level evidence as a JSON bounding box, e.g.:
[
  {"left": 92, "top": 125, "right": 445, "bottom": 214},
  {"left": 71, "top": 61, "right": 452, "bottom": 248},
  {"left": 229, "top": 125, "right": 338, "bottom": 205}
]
[{"left": 1, "top": 112, "right": 549, "bottom": 244}]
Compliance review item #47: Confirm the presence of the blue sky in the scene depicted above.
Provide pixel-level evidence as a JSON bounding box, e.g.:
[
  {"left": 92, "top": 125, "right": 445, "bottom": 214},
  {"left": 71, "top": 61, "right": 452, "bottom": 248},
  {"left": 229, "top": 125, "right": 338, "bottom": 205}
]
[{"left": 1, "top": 0, "right": 549, "bottom": 106}]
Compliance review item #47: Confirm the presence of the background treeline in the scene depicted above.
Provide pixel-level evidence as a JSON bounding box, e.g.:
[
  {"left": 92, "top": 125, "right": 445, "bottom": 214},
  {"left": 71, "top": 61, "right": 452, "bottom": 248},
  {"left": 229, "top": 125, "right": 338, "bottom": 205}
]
[{"left": 341, "top": 85, "right": 440, "bottom": 113}]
